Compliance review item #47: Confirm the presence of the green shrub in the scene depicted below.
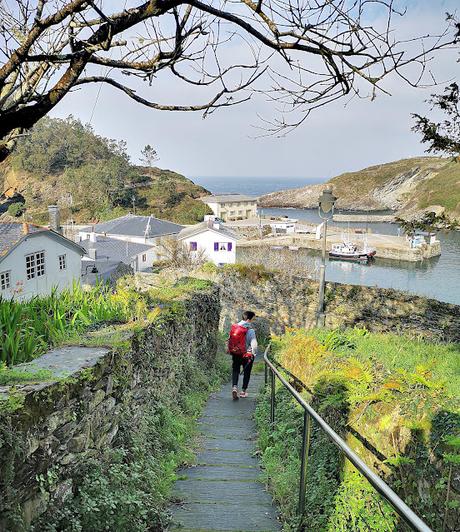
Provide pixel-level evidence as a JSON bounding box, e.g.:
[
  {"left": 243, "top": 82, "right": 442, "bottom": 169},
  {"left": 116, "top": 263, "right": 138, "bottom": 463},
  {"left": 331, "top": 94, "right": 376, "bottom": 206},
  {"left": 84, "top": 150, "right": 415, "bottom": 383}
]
[
  {"left": 263, "top": 328, "right": 460, "bottom": 531},
  {"left": 7, "top": 202, "right": 25, "bottom": 217}
]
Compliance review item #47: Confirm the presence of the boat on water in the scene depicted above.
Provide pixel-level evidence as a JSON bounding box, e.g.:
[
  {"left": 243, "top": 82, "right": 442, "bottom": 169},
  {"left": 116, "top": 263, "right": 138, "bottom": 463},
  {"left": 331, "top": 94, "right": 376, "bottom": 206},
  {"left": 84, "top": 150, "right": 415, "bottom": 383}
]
[{"left": 329, "top": 242, "right": 376, "bottom": 263}]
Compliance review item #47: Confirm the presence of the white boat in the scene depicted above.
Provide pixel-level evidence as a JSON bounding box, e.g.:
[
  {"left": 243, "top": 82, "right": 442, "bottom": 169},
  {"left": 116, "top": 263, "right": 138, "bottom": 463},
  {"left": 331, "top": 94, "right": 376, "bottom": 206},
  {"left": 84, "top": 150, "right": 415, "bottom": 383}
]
[{"left": 329, "top": 242, "right": 376, "bottom": 263}]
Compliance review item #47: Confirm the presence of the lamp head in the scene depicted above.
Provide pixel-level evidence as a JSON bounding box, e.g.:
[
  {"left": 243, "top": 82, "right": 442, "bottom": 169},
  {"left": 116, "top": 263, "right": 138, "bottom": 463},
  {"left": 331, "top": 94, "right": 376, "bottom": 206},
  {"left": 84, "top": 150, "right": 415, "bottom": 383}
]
[{"left": 318, "top": 188, "right": 337, "bottom": 220}]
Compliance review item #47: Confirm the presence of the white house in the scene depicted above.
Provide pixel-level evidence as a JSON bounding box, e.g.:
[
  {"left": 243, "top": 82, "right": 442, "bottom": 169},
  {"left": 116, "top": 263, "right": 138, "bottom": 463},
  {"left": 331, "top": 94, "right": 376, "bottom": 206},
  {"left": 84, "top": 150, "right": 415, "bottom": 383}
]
[
  {"left": 178, "top": 220, "right": 240, "bottom": 265},
  {"left": 200, "top": 194, "right": 258, "bottom": 222},
  {"left": 80, "top": 234, "right": 157, "bottom": 273},
  {"left": 0, "top": 222, "right": 85, "bottom": 301},
  {"left": 270, "top": 219, "right": 298, "bottom": 235},
  {"left": 79, "top": 214, "right": 183, "bottom": 246}
]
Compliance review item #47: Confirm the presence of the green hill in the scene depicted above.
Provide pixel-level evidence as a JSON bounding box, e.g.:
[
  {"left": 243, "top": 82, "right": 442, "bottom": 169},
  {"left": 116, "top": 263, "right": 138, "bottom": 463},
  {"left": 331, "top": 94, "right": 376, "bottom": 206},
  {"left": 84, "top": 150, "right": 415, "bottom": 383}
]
[
  {"left": 0, "top": 116, "right": 211, "bottom": 225},
  {"left": 260, "top": 157, "right": 460, "bottom": 219}
]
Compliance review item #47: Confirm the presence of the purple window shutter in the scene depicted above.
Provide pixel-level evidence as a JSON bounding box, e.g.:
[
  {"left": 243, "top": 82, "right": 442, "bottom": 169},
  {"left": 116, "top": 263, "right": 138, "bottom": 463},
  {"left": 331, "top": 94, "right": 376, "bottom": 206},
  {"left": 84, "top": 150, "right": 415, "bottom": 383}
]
[
  {"left": 190, "top": 241, "right": 197, "bottom": 251},
  {"left": 228, "top": 242, "right": 233, "bottom": 251},
  {"left": 214, "top": 242, "right": 219, "bottom": 251}
]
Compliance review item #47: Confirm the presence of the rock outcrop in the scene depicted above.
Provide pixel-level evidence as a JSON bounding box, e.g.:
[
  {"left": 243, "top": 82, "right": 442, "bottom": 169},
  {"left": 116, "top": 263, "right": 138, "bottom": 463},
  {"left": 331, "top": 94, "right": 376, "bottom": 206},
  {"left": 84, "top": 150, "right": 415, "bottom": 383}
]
[{"left": 260, "top": 156, "right": 459, "bottom": 219}]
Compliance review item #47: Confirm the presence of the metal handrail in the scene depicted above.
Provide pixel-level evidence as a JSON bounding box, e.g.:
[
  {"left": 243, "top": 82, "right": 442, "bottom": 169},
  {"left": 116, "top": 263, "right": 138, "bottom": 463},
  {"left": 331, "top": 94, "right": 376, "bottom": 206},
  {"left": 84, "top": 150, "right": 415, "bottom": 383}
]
[{"left": 263, "top": 345, "right": 432, "bottom": 532}]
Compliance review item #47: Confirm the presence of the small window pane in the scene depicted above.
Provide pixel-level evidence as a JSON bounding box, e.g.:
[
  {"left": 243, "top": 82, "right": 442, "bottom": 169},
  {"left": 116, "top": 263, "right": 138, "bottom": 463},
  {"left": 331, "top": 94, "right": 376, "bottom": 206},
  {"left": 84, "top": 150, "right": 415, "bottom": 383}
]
[
  {"left": 0, "top": 271, "right": 10, "bottom": 290},
  {"left": 36, "top": 251, "right": 45, "bottom": 277},
  {"left": 59, "top": 254, "right": 66, "bottom": 270},
  {"left": 26, "top": 254, "right": 36, "bottom": 279}
]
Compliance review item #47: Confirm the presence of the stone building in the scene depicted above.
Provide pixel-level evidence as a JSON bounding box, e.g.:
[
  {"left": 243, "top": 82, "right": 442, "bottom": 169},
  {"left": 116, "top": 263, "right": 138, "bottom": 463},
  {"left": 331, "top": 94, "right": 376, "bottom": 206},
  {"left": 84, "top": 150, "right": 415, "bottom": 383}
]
[{"left": 200, "top": 194, "right": 258, "bottom": 221}]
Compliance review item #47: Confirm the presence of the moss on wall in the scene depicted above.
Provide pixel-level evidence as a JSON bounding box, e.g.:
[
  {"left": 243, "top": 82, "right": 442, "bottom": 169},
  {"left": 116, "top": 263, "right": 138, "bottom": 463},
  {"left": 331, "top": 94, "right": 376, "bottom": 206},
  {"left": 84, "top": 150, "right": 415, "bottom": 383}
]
[{"left": 0, "top": 283, "right": 222, "bottom": 531}]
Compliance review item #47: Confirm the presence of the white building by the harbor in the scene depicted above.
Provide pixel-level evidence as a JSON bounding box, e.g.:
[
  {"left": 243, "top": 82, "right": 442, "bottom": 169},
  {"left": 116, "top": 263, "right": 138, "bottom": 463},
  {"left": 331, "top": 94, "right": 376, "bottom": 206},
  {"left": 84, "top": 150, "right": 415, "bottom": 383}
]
[
  {"left": 178, "top": 219, "right": 240, "bottom": 265},
  {"left": 0, "top": 222, "right": 85, "bottom": 300},
  {"left": 200, "top": 194, "right": 258, "bottom": 222},
  {"left": 270, "top": 219, "right": 298, "bottom": 235}
]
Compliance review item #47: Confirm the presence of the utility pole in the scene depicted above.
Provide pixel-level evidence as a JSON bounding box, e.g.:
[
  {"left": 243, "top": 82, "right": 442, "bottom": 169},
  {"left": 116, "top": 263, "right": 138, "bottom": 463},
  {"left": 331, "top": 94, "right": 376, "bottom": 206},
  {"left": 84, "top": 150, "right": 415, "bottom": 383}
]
[{"left": 132, "top": 195, "right": 136, "bottom": 215}]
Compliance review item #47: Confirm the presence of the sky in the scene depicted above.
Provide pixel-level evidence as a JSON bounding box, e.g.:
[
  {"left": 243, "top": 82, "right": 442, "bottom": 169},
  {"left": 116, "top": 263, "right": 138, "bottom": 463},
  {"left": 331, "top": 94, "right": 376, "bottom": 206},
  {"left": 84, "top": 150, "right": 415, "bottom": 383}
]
[{"left": 50, "top": 0, "right": 459, "bottom": 180}]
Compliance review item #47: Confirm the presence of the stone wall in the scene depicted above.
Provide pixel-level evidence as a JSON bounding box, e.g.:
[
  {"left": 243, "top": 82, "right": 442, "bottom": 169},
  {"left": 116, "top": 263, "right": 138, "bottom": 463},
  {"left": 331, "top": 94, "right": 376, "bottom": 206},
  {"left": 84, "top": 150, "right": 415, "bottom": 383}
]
[
  {"left": 218, "top": 268, "right": 460, "bottom": 343},
  {"left": 0, "top": 286, "right": 220, "bottom": 530}
]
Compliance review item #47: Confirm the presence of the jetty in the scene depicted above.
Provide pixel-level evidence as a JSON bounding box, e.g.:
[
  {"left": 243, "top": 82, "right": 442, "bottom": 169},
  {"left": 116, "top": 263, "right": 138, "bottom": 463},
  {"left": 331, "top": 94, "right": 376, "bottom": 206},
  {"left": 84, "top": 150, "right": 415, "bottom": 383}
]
[
  {"left": 333, "top": 213, "right": 396, "bottom": 223},
  {"left": 238, "top": 229, "right": 441, "bottom": 262}
]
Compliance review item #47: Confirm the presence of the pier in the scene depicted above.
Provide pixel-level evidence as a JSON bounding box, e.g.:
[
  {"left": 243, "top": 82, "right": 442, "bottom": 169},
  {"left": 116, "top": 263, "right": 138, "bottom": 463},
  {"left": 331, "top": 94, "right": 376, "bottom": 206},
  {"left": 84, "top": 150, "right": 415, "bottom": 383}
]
[
  {"left": 333, "top": 213, "right": 396, "bottom": 223},
  {"left": 238, "top": 230, "right": 441, "bottom": 262}
]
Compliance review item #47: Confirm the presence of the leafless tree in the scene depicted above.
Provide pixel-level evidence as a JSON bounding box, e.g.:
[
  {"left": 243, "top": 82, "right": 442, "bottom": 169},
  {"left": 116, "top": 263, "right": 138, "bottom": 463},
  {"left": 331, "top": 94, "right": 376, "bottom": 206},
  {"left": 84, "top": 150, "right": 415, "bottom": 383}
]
[
  {"left": 0, "top": 1, "right": 456, "bottom": 162},
  {"left": 237, "top": 244, "right": 317, "bottom": 278},
  {"left": 155, "top": 236, "right": 207, "bottom": 270}
]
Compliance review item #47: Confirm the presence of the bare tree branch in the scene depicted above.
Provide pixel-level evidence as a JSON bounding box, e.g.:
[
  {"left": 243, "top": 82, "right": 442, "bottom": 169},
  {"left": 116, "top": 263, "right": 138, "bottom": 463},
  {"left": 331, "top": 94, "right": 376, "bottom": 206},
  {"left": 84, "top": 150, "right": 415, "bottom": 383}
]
[{"left": 0, "top": 0, "right": 456, "bottom": 160}]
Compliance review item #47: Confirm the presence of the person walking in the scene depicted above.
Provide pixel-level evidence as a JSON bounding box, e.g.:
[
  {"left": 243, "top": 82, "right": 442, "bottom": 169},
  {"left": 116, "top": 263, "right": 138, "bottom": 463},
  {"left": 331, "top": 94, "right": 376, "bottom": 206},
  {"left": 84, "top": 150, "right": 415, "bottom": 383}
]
[{"left": 227, "top": 311, "right": 258, "bottom": 400}]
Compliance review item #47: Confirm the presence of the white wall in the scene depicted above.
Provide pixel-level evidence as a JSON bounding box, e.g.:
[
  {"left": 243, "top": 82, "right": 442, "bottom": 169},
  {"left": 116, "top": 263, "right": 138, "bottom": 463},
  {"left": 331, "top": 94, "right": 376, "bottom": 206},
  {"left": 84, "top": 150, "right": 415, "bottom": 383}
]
[
  {"left": 0, "top": 234, "right": 82, "bottom": 301},
  {"left": 180, "top": 230, "right": 237, "bottom": 265},
  {"left": 131, "top": 248, "right": 157, "bottom": 272}
]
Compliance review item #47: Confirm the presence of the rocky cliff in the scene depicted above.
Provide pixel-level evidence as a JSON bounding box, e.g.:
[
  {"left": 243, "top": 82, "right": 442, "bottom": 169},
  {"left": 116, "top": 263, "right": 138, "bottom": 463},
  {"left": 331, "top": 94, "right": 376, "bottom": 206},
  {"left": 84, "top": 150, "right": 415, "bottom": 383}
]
[{"left": 260, "top": 157, "right": 460, "bottom": 219}]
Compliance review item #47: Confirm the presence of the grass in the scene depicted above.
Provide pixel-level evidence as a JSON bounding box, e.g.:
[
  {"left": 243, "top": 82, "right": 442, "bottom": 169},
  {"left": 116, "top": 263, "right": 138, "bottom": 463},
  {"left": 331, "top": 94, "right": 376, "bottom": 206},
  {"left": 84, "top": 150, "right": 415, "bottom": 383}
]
[
  {"left": 0, "top": 277, "right": 214, "bottom": 368},
  {"left": 256, "top": 327, "right": 460, "bottom": 531},
  {"left": 415, "top": 160, "right": 460, "bottom": 214}
]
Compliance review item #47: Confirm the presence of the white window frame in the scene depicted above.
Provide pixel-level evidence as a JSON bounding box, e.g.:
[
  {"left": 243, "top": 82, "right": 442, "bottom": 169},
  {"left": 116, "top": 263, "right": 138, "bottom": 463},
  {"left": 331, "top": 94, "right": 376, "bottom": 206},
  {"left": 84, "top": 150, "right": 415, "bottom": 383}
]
[
  {"left": 26, "top": 251, "right": 46, "bottom": 280},
  {"left": 0, "top": 271, "right": 11, "bottom": 290},
  {"left": 58, "top": 254, "right": 67, "bottom": 270}
]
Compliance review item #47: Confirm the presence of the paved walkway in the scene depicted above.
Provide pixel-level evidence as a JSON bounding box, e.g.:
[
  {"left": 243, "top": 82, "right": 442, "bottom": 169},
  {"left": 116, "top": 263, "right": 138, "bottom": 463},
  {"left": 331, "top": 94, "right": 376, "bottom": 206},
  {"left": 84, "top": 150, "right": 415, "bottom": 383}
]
[{"left": 170, "top": 372, "right": 280, "bottom": 532}]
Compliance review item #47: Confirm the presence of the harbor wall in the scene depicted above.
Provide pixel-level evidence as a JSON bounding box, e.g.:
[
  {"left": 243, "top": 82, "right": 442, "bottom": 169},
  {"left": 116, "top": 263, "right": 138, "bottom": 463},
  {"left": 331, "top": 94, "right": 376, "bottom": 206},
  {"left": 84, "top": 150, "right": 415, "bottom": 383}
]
[{"left": 238, "top": 234, "right": 441, "bottom": 261}]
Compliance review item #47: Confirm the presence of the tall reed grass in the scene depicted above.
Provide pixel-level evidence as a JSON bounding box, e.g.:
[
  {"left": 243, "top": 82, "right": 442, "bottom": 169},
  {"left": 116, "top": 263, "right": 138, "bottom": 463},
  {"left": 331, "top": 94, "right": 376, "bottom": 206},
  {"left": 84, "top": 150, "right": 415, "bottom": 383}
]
[{"left": 0, "top": 283, "right": 127, "bottom": 367}]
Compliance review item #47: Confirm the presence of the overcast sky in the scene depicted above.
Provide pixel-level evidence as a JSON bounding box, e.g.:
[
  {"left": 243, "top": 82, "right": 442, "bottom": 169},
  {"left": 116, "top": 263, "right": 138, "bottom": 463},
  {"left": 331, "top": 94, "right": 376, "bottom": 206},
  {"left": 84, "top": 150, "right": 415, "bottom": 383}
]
[{"left": 50, "top": 0, "right": 459, "bottom": 180}]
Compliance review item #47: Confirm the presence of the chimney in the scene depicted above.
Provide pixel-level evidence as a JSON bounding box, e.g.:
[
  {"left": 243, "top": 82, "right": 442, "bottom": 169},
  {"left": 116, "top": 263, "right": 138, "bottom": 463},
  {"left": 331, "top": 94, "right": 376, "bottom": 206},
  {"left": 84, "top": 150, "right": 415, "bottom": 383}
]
[
  {"left": 48, "top": 205, "right": 62, "bottom": 233},
  {"left": 22, "top": 222, "right": 29, "bottom": 235},
  {"left": 88, "top": 248, "right": 97, "bottom": 260},
  {"left": 89, "top": 231, "right": 97, "bottom": 243}
]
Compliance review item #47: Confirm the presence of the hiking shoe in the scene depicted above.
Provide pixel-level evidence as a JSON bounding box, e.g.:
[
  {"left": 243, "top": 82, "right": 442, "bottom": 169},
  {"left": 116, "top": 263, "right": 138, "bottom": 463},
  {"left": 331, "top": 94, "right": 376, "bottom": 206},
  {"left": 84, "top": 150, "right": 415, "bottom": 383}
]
[
  {"left": 239, "top": 391, "right": 249, "bottom": 398},
  {"left": 232, "top": 386, "right": 239, "bottom": 400}
]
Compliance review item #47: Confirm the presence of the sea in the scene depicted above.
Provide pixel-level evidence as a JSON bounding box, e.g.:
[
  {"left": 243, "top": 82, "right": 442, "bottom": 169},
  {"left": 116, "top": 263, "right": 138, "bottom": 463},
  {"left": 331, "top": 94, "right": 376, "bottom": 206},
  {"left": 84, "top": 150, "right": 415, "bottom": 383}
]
[{"left": 192, "top": 176, "right": 460, "bottom": 306}]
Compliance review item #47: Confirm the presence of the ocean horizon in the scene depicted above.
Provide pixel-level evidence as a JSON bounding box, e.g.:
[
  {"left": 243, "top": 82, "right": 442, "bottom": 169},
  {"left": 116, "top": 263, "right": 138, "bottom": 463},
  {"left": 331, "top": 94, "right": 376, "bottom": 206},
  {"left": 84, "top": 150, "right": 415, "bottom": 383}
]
[{"left": 191, "top": 176, "right": 326, "bottom": 196}]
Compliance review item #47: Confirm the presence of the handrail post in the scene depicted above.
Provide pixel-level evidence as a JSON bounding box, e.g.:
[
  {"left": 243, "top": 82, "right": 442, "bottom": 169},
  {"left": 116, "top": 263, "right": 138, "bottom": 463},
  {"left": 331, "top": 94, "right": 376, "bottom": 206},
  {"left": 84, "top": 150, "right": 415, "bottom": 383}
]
[
  {"left": 270, "top": 369, "right": 275, "bottom": 426},
  {"left": 264, "top": 359, "right": 268, "bottom": 386},
  {"left": 298, "top": 411, "right": 312, "bottom": 516}
]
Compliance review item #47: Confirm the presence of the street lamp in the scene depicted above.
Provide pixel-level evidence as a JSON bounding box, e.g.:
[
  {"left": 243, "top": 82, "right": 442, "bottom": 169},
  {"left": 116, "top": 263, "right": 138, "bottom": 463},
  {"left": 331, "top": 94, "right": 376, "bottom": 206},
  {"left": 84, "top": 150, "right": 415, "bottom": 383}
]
[{"left": 316, "top": 187, "right": 337, "bottom": 327}]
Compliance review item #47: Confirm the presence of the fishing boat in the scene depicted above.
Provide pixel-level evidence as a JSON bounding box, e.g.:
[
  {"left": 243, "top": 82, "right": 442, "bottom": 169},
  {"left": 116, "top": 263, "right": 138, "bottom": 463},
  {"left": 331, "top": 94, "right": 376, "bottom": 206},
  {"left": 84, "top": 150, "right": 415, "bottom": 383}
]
[{"left": 329, "top": 242, "right": 376, "bottom": 263}]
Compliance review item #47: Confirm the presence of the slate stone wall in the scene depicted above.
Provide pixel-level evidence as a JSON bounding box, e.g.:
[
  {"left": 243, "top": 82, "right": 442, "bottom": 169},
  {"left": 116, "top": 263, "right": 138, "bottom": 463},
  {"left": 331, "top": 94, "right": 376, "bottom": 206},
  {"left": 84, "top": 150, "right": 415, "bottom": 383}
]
[
  {"left": 0, "top": 286, "right": 220, "bottom": 530},
  {"left": 218, "top": 269, "right": 460, "bottom": 343}
]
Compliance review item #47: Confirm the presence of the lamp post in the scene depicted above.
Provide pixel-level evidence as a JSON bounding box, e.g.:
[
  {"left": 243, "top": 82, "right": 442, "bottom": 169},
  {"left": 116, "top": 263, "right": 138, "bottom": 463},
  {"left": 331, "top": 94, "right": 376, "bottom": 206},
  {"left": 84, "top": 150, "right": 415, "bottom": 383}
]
[{"left": 316, "top": 188, "right": 337, "bottom": 327}]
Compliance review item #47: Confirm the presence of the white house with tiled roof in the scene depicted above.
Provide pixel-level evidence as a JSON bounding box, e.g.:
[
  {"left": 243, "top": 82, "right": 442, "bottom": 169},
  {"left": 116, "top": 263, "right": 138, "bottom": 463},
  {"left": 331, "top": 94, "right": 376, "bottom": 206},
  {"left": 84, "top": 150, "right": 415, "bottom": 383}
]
[
  {"left": 0, "top": 222, "right": 85, "bottom": 300},
  {"left": 78, "top": 214, "right": 183, "bottom": 245},
  {"left": 178, "top": 219, "right": 241, "bottom": 265},
  {"left": 200, "top": 194, "right": 258, "bottom": 221}
]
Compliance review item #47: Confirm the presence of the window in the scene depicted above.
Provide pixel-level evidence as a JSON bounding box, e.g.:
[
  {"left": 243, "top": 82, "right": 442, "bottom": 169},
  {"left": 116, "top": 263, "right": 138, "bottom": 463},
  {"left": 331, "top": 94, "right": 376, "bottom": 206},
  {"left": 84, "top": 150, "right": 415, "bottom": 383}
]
[
  {"left": 214, "top": 242, "right": 233, "bottom": 252},
  {"left": 142, "top": 254, "right": 147, "bottom": 262},
  {"left": 190, "top": 242, "right": 198, "bottom": 251},
  {"left": 0, "top": 271, "right": 10, "bottom": 290},
  {"left": 59, "top": 254, "right": 67, "bottom": 270},
  {"left": 26, "top": 251, "right": 45, "bottom": 280}
]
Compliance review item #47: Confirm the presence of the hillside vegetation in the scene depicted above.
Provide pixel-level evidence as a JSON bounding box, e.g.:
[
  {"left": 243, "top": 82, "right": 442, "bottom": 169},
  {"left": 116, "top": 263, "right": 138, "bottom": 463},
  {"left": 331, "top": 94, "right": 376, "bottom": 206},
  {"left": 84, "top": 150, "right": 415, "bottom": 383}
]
[
  {"left": 0, "top": 116, "right": 211, "bottom": 224},
  {"left": 260, "top": 157, "right": 460, "bottom": 219},
  {"left": 256, "top": 328, "right": 460, "bottom": 531}
]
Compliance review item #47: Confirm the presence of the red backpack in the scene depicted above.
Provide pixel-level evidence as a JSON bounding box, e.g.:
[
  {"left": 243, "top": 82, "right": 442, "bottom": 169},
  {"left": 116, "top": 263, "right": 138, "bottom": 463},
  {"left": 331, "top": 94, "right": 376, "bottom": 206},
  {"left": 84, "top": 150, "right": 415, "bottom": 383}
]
[{"left": 227, "top": 324, "right": 248, "bottom": 356}]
